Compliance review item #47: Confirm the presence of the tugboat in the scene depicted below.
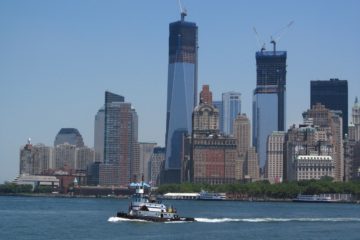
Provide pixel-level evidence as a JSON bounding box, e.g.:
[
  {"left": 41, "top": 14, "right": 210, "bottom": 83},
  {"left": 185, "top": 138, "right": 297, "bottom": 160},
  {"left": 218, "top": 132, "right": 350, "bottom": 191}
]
[{"left": 116, "top": 181, "right": 195, "bottom": 222}]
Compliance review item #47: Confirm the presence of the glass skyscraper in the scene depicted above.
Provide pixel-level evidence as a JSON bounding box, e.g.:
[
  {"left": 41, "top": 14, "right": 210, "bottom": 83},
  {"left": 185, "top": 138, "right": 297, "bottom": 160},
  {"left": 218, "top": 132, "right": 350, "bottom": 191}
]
[
  {"left": 310, "top": 79, "right": 348, "bottom": 137},
  {"left": 104, "top": 91, "right": 124, "bottom": 164},
  {"left": 253, "top": 50, "right": 287, "bottom": 170},
  {"left": 222, "top": 91, "right": 241, "bottom": 135},
  {"left": 165, "top": 12, "right": 198, "bottom": 180},
  {"left": 94, "top": 107, "right": 105, "bottom": 162},
  {"left": 213, "top": 100, "right": 223, "bottom": 132}
]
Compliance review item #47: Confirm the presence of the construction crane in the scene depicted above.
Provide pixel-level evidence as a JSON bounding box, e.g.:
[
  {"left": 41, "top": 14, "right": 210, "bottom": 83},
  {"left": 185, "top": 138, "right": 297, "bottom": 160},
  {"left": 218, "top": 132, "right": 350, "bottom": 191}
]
[
  {"left": 253, "top": 27, "right": 266, "bottom": 52},
  {"left": 270, "top": 21, "right": 294, "bottom": 53},
  {"left": 178, "top": 0, "right": 187, "bottom": 21}
]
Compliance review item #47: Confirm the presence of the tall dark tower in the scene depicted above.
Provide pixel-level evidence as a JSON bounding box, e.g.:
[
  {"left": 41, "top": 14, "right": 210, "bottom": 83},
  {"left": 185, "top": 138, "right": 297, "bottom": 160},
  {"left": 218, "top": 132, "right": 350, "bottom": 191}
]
[
  {"left": 311, "top": 79, "right": 348, "bottom": 137},
  {"left": 253, "top": 50, "right": 287, "bottom": 170},
  {"left": 164, "top": 9, "right": 198, "bottom": 183}
]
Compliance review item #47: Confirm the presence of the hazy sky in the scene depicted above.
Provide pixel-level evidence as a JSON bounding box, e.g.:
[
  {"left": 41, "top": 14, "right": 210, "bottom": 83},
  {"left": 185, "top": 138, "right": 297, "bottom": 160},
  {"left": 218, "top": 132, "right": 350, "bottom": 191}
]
[{"left": 1, "top": 0, "right": 359, "bottom": 183}]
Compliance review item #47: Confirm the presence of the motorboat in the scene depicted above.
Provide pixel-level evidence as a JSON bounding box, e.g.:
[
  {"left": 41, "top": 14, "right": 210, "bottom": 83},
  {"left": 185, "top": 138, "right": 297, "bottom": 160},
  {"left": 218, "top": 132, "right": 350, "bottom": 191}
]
[{"left": 116, "top": 182, "right": 195, "bottom": 222}]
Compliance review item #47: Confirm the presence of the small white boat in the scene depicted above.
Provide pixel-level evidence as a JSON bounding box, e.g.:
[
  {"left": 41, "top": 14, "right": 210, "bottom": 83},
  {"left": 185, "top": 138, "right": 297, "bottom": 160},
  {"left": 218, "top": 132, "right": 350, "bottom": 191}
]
[
  {"left": 198, "top": 190, "right": 226, "bottom": 201},
  {"left": 293, "top": 194, "right": 334, "bottom": 203}
]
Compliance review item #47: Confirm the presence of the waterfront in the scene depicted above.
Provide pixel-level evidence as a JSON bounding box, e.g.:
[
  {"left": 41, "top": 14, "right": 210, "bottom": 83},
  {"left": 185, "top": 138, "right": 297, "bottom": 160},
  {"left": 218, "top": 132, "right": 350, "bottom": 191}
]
[{"left": 1, "top": 196, "right": 359, "bottom": 240}]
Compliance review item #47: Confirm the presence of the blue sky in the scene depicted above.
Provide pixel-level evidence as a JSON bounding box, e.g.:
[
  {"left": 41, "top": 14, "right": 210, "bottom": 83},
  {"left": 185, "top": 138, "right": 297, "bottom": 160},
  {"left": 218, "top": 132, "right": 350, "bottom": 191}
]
[{"left": 0, "top": 0, "right": 359, "bottom": 183}]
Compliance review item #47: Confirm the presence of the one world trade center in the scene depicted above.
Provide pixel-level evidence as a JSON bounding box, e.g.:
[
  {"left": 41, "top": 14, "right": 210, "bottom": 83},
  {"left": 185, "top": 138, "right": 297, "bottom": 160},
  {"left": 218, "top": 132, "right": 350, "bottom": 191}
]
[{"left": 164, "top": 11, "right": 198, "bottom": 183}]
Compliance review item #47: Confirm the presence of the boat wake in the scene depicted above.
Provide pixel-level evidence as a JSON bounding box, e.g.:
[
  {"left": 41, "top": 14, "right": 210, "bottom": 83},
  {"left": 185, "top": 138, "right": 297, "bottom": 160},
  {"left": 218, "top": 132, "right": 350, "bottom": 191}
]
[
  {"left": 194, "top": 217, "right": 360, "bottom": 223},
  {"left": 108, "top": 216, "right": 360, "bottom": 224},
  {"left": 108, "top": 217, "right": 148, "bottom": 223}
]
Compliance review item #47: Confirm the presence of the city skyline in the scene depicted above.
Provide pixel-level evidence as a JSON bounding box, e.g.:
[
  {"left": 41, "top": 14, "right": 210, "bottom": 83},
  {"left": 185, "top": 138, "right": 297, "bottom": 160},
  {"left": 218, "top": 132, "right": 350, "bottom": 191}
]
[{"left": 1, "top": 1, "right": 360, "bottom": 183}]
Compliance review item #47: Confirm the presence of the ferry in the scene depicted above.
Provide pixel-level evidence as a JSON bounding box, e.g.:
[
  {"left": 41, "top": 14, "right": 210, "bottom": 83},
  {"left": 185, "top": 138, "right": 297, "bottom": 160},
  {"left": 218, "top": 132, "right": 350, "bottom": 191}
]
[
  {"left": 116, "top": 182, "right": 195, "bottom": 222},
  {"left": 198, "top": 190, "right": 226, "bottom": 201},
  {"left": 293, "top": 194, "right": 334, "bottom": 203}
]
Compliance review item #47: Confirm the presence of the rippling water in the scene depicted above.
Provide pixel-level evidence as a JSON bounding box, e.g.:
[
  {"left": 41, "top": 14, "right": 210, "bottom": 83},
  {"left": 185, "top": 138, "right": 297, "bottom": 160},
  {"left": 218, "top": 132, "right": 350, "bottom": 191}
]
[{"left": 1, "top": 196, "right": 359, "bottom": 240}]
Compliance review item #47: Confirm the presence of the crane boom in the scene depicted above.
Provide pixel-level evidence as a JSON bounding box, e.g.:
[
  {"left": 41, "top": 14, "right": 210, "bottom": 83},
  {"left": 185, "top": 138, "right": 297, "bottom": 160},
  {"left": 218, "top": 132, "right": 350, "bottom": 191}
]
[
  {"left": 178, "top": 0, "right": 187, "bottom": 21},
  {"left": 270, "top": 21, "right": 294, "bottom": 53},
  {"left": 253, "top": 27, "right": 266, "bottom": 52}
]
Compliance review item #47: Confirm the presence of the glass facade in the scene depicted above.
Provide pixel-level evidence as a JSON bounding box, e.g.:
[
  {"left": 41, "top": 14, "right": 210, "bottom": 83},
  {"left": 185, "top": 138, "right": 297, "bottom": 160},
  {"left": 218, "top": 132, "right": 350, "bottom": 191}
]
[
  {"left": 253, "top": 91, "right": 278, "bottom": 169},
  {"left": 222, "top": 92, "right": 241, "bottom": 135},
  {"left": 253, "top": 50, "right": 287, "bottom": 171},
  {"left": 213, "top": 101, "right": 223, "bottom": 132},
  {"left": 165, "top": 16, "right": 198, "bottom": 171},
  {"left": 310, "top": 79, "right": 348, "bottom": 137},
  {"left": 94, "top": 107, "right": 105, "bottom": 162},
  {"left": 54, "top": 128, "right": 84, "bottom": 147}
]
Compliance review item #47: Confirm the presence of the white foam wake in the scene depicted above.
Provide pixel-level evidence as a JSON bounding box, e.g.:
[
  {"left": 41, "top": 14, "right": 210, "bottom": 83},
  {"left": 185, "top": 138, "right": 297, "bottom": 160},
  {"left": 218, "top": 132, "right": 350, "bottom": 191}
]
[
  {"left": 108, "top": 217, "right": 148, "bottom": 223},
  {"left": 194, "top": 217, "right": 360, "bottom": 223}
]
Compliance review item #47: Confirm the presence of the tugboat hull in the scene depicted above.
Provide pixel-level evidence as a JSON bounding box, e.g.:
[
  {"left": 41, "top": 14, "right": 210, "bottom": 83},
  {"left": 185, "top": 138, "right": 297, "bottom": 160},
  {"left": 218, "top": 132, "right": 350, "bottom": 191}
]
[{"left": 117, "top": 212, "right": 195, "bottom": 222}]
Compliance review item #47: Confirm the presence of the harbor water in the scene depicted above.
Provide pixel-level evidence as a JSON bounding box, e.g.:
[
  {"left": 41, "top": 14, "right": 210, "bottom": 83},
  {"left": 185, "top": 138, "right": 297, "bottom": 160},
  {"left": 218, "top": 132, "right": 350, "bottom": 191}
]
[{"left": 1, "top": 196, "right": 359, "bottom": 240}]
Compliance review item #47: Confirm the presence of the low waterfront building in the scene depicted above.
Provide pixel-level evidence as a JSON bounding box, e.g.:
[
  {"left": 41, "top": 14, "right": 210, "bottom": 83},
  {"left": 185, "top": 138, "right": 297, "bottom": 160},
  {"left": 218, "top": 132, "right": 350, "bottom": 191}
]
[{"left": 13, "top": 175, "right": 59, "bottom": 190}]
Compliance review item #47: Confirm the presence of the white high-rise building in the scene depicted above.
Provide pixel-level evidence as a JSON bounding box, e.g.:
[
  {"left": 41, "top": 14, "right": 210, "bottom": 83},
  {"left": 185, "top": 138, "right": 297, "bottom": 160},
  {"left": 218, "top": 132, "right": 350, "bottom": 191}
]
[
  {"left": 76, "top": 147, "right": 95, "bottom": 170},
  {"left": 54, "top": 143, "right": 76, "bottom": 169}
]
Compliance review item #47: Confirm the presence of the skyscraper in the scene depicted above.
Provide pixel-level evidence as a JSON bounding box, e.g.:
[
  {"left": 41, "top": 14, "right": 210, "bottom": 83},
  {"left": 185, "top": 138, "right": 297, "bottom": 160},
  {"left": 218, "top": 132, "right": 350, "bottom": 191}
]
[
  {"left": 190, "top": 86, "right": 237, "bottom": 184},
  {"left": 352, "top": 97, "right": 360, "bottom": 141},
  {"left": 75, "top": 147, "right": 95, "bottom": 170},
  {"left": 311, "top": 79, "right": 348, "bottom": 137},
  {"left": 265, "top": 131, "right": 285, "bottom": 183},
  {"left": 233, "top": 114, "right": 250, "bottom": 157},
  {"left": 165, "top": 11, "right": 198, "bottom": 182},
  {"left": 213, "top": 100, "right": 223, "bottom": 132},
  {"left": 54, "top": 128, "right": 84, "bottom": 147},
  {"left": 54, "top": 143, "right": 76, "bottom": 169},
  {"left": 103, "top": 91, "right": 138, "bottom": 186},
  {"left": 222, "top": 92, "right": 241, "bottom": 135},
  {"left": 139, "top": 142, "right": 157, "bottom": 182},
  {"left": 253, "top": 50, "right": 287, "bottom": 171},
  {"left": 94, "top": 107, "right": 105, "bottom": 162},
  {"left": 301, "top": 103, "right": 343, "bottom": 181},
  {"left": 104, "top": 91, "right": 124, "bottom": 164},
  {"left": 233, "top": 114, "right": 260, "bottom": 182},
  {"left": 150, "top": 147, "right": 166, "bottom": 187}
]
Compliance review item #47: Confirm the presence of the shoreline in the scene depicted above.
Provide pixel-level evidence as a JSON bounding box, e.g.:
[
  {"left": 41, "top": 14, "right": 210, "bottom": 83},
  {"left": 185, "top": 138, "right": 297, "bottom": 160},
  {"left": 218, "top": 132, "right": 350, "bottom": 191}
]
[{"left": 1, "top": 193, "right": 358, "bottom": 204}]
